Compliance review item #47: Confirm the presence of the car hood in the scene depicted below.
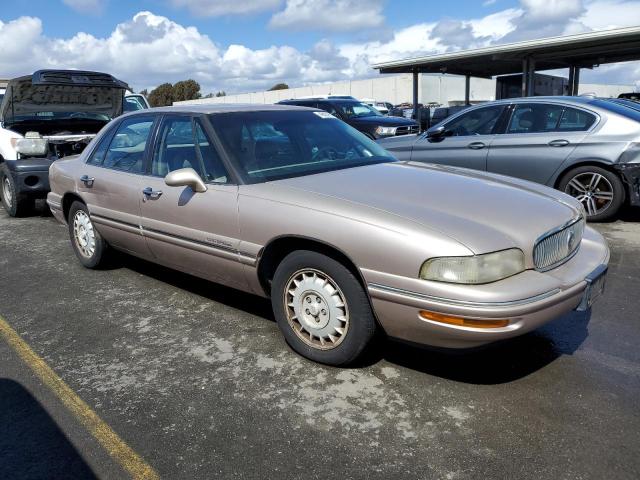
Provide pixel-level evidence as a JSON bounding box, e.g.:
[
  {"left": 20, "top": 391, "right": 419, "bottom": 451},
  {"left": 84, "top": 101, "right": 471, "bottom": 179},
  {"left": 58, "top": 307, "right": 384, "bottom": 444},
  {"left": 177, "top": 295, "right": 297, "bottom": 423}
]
[
  {"left": 347, "top": 115, "right": 417, "bottom": 127},
  {"left": 273, "top": 161, "right": 582, "bottom": 255},
  {"left": 1, "top": 71, "right": 127, "bottom": 126}
]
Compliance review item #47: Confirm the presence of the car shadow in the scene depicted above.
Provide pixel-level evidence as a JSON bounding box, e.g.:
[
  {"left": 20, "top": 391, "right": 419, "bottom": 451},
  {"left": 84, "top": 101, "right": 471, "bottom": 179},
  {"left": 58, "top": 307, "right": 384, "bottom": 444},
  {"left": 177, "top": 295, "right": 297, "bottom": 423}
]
[
  {"left": 117, "top": 253, "right": 591, "bottom": 384},
  {"left": 0, "top": 378, "right": 97, "bottom": 480}
]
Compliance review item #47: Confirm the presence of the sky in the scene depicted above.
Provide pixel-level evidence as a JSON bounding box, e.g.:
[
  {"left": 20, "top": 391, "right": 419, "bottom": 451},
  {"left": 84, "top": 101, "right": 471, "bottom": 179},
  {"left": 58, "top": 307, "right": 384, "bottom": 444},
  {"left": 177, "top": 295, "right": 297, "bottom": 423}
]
[{"left": 1, "top": 0, "right": 639, "bottom": 95}]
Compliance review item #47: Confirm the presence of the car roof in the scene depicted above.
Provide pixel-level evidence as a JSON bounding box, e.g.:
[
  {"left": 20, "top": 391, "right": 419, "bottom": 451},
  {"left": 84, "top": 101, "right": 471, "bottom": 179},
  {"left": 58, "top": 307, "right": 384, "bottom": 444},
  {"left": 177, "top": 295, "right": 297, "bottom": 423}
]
[{"left": 123, "top": 103, "right": 318, "bottom": 116}]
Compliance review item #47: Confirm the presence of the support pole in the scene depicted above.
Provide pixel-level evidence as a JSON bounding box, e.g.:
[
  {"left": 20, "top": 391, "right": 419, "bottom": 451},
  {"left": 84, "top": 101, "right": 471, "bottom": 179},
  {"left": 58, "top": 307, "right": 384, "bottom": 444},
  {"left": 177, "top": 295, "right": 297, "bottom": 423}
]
[
  {"left": 522, "top": 58, "right": 529, "bottom": 97},
  {"left": 527, "top": 57, "right": 536, "bottom": 97},
  {"left": 568, "top": 66, "right": 575, "bottom": 95},
  {"left": 573, "top": 67, "right": 581, "bottom": 96},
  {"left": 412, "top": 69, "right": 421, "bottom": 132},
  {"left": 464, "top": 74, "right": 471, "bottom": 105}
]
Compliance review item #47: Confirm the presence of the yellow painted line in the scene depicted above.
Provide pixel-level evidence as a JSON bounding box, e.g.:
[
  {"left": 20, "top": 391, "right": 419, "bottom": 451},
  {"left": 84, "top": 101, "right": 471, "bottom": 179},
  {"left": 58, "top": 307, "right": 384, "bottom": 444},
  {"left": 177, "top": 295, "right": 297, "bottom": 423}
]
[{"left": 0, "top": 315, "right": 159, "bottom": 480}]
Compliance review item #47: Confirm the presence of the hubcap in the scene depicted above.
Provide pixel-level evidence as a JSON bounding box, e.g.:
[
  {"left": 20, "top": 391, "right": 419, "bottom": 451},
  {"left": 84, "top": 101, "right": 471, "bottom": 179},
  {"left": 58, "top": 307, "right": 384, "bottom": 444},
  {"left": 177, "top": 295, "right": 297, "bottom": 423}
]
[
  {"left": 2, "top": 177, "right": 12, "bottom": 209},
  {"left": 73, "top": 210, "right": 96, "bottom": 258},
  {"left": 283, "top": 269, "right": 349, "bottom": 350},
  {"left": 565, "top": 172, "right": 614, "bottom": 217}
]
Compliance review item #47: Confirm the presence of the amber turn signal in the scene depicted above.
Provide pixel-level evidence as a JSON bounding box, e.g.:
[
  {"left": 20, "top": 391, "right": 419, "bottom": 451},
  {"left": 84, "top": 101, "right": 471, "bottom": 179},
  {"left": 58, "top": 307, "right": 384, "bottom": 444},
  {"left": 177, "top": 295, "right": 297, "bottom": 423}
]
[{"left": 419, "top": 310, "right": 509, "bottom": 329}]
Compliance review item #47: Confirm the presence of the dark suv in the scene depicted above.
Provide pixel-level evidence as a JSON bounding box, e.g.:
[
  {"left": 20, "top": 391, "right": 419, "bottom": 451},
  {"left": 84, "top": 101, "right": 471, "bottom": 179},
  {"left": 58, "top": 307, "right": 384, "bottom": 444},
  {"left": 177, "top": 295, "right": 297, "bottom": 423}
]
[{"left": 278, "top": 98, "right": 419, "bottom": 139}]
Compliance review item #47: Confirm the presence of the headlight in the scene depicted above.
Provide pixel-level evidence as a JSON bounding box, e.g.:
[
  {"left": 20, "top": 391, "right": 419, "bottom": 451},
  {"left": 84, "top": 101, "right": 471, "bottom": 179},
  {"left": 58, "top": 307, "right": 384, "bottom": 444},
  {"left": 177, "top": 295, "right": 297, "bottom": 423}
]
[
  {"left": 375, "top": 126, "right": 397, "bottom": 136},
  {"left": 420, "top": 249, "right": 525, "bottom": 284},
  {"left": 10, "top": 135, "right": 48, "bottom": 156}
]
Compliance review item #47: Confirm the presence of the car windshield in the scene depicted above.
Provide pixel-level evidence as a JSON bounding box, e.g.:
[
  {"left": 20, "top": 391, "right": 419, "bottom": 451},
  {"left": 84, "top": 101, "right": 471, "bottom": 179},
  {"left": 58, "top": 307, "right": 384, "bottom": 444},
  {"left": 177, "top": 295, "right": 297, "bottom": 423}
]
[
  {"left": 123, "top": 95, "right": 148, "bottom": 112},
  {"left": 208, "top": 110, "right": 395, "bottom": 183},
  {"left": 334, "top": 101, "right": 383, "bottom": 119},
  {"left": 591, "top": 98, "right": 640, "bottom": 122}
]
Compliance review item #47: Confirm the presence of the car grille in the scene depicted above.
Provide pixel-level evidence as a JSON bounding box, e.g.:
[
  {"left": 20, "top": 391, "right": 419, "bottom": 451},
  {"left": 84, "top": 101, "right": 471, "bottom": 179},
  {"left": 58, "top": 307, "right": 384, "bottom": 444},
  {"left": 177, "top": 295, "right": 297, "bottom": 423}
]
[
  {"left": 395, "top": 125, "right": 419, "bottom": 136},
  {"left": 533, "top": 217, "right": 585, "bottom": 271}
]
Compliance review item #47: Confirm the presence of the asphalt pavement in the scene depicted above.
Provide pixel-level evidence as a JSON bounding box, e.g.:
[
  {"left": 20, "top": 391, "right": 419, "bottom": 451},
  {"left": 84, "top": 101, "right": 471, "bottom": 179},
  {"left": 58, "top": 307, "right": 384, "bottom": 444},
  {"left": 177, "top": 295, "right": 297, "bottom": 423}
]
[{"left": 0, "top": 204, "right": 639, "bottom": 479}]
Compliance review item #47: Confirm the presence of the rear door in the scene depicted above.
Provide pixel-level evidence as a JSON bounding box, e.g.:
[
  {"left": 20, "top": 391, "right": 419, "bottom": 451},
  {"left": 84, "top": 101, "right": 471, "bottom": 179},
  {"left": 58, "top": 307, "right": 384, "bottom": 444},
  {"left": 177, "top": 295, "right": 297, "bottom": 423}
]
[
  {"left": 410, "top": 104, "right": 506, "bottom": 170},
  {"left": 138, "top": 114, "right": 246, "bottom": 289},
  {"left": 487, "top": 103, "right": 597, "bottom": 184},
  {"left": 78, "top": 114, "right": 156, "bottom": 257}
]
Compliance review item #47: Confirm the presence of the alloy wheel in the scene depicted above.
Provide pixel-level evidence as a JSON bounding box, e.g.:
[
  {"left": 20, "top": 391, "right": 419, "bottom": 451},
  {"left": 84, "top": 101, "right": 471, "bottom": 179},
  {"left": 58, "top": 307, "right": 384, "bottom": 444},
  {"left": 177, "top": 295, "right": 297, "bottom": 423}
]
[
  {"left": 283, "top": 269, "right": 349, "bottom": 350},
  {"left": 564, "top": 172, "right": 614, "bottom": 217},
  {"left": 2, "top": 177, "right": 12, "bottom": 209}
]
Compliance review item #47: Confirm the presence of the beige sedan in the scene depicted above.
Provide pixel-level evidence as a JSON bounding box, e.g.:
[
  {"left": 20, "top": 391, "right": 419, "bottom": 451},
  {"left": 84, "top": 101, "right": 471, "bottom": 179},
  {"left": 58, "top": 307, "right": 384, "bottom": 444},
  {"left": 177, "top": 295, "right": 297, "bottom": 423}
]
[{"left": 47, "top": 105, "right": 609, "bottom": 366}]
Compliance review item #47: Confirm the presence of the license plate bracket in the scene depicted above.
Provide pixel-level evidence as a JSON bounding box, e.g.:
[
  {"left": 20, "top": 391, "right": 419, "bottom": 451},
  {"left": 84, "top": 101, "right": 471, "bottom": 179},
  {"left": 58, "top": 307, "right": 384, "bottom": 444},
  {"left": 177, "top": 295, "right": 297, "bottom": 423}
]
[{"left": 576, "top": 264, "right": 608, "bottom": 312}]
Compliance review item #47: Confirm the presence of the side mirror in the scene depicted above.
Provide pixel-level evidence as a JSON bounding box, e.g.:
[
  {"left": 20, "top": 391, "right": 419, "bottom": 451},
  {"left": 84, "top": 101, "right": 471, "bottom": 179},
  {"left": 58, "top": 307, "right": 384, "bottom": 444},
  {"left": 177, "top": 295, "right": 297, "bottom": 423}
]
[
  {"left": 164, "top": 168, "right": 207, "bottom": 193},
  {"left": 426, "top": 125, "right": 446, "bottom": 139}
]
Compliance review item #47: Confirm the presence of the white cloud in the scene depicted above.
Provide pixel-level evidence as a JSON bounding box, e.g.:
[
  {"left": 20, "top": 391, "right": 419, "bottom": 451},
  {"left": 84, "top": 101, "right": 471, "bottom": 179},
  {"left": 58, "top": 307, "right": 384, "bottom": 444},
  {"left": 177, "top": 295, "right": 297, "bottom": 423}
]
[
  {"left": 269, "top": 0, "right": 385, "bottom": 31},
  {"left": 62, "top": 0, "right": 106, "bottom": 14},
  {"left": 170, "top": 0, "right": 282, "bottom": 17},
  {"left": 1, "top": 1, "right": 639, "bottom": 95}
]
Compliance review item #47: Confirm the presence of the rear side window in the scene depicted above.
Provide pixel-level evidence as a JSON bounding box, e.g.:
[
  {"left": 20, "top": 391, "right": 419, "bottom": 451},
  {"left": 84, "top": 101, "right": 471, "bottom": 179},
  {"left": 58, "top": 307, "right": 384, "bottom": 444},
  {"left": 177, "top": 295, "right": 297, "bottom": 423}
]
[
  {"left": 89, "top": 116, "right": 154, "bottom": 173},
  {"left": 557, "top": 107, "right": 596, "bottom": 132},
  {"left": 507, "top": 104, "right": 564, "bottom": 133}
]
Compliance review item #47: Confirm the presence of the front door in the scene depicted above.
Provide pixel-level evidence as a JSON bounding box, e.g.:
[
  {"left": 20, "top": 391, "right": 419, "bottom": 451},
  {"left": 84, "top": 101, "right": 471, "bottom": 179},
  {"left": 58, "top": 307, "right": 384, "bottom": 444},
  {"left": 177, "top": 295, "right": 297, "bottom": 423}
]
[
  {"left": 138, "top": 114, "right": 245, "bottom": 288},
  {"left": 411, "top": 104, "right": 506, "bottom": 171},
  {"left": 487, "top": 103, "right": 595, "bottom": 184},
  {"left": 79, "top": 115, "right": 156, "bottom": 257}
]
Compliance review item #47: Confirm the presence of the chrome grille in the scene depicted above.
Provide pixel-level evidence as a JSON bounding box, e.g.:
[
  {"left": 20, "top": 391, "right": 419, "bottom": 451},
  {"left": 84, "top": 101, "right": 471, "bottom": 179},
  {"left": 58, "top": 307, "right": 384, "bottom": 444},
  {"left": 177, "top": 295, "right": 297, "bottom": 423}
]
[
  {"left": 533, "top": 218, "right": 585, "bottom": 271},
  {"left": 395, "top": 125, "right": 419, "bottom": 136}
]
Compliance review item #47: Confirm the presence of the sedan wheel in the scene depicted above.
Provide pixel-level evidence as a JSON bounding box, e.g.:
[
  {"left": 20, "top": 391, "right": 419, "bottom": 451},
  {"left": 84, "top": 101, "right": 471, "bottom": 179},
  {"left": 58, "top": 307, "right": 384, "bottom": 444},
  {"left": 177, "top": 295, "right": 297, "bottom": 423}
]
[
  {"left": 67, "top": 201, "right": 109, "bottom": 268},
  {"left": 559, "top": 166, "right": 624, "bottom": 222},
  {"left": 272, "top": 250, "right": 377, "bottom": 366},
  {"left": 284, "top": 269, "right": 349, "bottom": 350}
]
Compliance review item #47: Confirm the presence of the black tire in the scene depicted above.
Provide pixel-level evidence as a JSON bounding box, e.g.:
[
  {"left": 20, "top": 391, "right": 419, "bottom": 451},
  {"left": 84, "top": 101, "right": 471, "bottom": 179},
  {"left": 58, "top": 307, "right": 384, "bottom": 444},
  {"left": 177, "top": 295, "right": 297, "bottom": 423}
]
[
  {"left": 271, "top": 250, "right": 377, "bottom": 366},
  {"left": 0, "top": 165, "right": 32, "bottom": 217},
  {"left": 67, "top": 201, "right": 108, "bottom": 268},
  {"left": 558, "top": 165, "right": 625, "bottom": 222}
]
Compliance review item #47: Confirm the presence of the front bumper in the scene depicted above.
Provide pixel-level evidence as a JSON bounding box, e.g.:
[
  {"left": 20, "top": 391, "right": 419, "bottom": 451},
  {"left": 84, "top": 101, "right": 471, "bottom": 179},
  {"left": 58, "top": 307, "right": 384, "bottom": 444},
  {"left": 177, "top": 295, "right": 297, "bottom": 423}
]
[
  {"left": 615, "top": 163, "right": 640, "bottom": 207},
  {"left": 366, "top": 226, "right": 610, "bottom": 349},
  {"left": 3, "top": 158, "right": 55, "bottom": 197}
]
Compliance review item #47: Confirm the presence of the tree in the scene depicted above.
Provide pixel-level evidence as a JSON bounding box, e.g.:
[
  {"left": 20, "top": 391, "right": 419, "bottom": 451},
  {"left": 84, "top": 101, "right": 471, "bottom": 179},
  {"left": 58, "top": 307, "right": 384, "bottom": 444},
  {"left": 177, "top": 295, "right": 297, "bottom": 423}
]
[
  {"left": 139, "top": 88, "right": 148, "bottom": 96},
  {"left": 172, "top": 79, "right": 201, "bottom": 102},
  {"left": 268, "top": 83, "right": 289, "bottom": 91},
  {"left": 215, "top": 91, "right": 226, "bottom": 97},
  {"left": 148, "top": 83, "right": 174, "bottom": 107}
]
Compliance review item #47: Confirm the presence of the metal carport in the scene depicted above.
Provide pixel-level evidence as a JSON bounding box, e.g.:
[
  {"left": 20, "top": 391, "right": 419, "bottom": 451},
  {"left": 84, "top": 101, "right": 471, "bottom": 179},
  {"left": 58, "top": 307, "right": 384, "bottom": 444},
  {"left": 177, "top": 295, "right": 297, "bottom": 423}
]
[{"left": 372, "top": 26, "right": 640, "bottom": 126}]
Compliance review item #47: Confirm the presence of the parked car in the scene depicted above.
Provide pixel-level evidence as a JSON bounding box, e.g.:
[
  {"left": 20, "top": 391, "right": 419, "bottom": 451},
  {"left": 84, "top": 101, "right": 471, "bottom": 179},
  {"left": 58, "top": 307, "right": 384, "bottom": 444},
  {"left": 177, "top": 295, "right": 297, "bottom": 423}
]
[
  {"left": 379, "top": 96, "right": 640, "bottom": 221},
  {"left": 389, "top": 103, "right": 431, "bottom": 130},
  {"left": 277, "top": 98, "right": 418, "bottom": 139},
  {"left": 361, "top": 99, "right": 393, "bottom": 115},
  {"left": 48, "top": 104, "right": 609, "bottom": 366},
  {"left": 124, "top": 92, "right": 151, "bottom": 112},
  {"left": 0, "top": 69, "right": 129, "bottom": 216}
]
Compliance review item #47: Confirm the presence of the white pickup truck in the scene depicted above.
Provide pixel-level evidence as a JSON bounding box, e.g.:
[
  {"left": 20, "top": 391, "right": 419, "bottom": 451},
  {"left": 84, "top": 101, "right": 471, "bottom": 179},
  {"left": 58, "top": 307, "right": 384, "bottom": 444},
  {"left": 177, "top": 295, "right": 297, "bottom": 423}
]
[{"left": 0, "top": 70, "right": 135, "bottom": 216}]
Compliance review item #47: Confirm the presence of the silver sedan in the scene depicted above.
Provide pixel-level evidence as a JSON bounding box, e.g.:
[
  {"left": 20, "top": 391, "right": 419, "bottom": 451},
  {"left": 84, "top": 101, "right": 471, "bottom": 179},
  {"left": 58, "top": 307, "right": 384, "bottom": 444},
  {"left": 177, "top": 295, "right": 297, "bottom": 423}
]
[
  {"left": 379, "top": 96, "right": 640, "bottom": 221},
  {"left": 48, "top": 104, "right": 609, "bottom": 366}
]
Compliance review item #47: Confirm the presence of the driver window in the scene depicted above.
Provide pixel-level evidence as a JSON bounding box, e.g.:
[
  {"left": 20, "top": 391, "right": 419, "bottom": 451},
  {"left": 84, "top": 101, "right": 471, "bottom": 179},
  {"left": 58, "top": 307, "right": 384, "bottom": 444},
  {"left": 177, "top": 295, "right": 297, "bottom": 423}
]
[
  {"left": 443, "top": 106, "right": 504, "bottom": 137},
  {"left": 101, "top": 116, "right": 154, "bottom": 173}
]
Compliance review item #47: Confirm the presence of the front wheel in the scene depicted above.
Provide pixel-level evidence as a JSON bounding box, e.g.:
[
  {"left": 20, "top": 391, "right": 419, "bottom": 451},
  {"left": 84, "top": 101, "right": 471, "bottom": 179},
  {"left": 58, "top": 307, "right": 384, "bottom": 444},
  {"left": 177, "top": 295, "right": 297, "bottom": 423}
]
[
  {"left": 271, "top": 250, "right": 378, "bottom": 366},
  {"left": 0, "top": 167, "right": 32, "bottom": 217},
  {"left": 558, "top": 166, "right": 625, "bottom": 222},
  {"left": 68, "top": 201, "right": 109, "bottom": 268}
]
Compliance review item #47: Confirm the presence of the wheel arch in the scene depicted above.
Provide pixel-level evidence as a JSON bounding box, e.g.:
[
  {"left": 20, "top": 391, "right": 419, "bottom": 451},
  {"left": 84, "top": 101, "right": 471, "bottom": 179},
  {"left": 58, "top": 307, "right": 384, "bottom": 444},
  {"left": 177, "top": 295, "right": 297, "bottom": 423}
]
[
  {"left": 553, "top": 160, "right": 620, "bottom": 189},
  {"left": 61, "top": 192, "right": 86, "bottom": 223},
  {"left": 257, "top": 235, "right": 369, "bottom": 298}
]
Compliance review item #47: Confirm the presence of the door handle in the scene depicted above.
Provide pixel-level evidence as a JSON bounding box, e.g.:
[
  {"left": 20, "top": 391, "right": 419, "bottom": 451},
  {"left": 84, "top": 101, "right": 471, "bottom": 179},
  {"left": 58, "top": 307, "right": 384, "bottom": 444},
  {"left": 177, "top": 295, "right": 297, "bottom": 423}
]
[
  {"left": 142, "top": 187, "right": 163, "bottom": 200},
  {"left": 80, "top": 175, "right": 95, "bottom": 187},
  {"left": 548, "top": 139, "right": 570, "bottom": 147},
  {"left": 468, "top": 142, "right": 486, "bottom": 150}
]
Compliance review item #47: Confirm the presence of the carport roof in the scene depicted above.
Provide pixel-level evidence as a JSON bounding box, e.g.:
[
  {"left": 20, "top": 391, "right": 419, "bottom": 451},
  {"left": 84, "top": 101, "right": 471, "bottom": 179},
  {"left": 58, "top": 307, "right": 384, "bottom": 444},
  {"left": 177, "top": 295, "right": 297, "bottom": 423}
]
[{"left": 372, "top": 26, "right": 640, "bottom": 78}]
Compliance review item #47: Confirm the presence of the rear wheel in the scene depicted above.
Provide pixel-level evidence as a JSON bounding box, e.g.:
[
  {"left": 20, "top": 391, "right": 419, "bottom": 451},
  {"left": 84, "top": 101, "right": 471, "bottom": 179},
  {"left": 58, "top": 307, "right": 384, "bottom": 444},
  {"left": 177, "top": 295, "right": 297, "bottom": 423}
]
[
  {"left": 68, "top": 201, "right": 108, "bottom": 268},
  {"left": 0, "top": 166, "right": 32, "bottom": 217},
  {"left": 558, "top": 166, "right": 624, "bottom": 222},
  {"left": 271, "top": 250, "right": 377, "bottom": 366}
]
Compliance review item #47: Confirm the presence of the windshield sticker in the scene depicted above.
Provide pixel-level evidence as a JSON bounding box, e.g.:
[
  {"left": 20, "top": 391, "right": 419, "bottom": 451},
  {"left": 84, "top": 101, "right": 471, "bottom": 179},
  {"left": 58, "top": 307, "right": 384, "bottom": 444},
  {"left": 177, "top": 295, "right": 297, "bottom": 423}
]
[{"left": 314, "top": 111, "right": 334, "bottom": 119}]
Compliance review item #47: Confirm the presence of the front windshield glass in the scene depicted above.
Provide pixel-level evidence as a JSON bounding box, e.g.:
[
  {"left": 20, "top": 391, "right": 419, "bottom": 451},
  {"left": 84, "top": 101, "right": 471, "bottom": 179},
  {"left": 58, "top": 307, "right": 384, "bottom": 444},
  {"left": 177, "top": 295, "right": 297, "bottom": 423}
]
[
  {"left": 208, "top": 110, "right": 395, "bottom": 183},
  {"left": 123, "top": 95, "right": 147, "bottom": 112},
  {"left": 334, "top": 101, "right": 382, "bottom": 119}
]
